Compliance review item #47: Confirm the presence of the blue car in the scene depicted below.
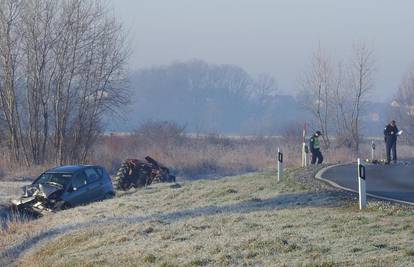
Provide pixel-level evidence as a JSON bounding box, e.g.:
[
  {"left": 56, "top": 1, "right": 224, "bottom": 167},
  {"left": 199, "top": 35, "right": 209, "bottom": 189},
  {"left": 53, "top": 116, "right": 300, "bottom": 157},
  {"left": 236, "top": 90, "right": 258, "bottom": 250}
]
[{"left": 12, "top": 165, "right": 115, "bottom": 214}]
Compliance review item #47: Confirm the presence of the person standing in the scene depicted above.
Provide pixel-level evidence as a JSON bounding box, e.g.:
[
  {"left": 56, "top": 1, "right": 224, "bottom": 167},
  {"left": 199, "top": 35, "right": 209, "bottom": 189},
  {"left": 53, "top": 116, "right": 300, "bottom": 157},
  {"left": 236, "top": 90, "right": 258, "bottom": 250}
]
[
  {"left": 384, "top": 120, "right": 399, "bottom": 164},
  {"left": 310, "top": 131, "right": 323, "bottom": 164}
]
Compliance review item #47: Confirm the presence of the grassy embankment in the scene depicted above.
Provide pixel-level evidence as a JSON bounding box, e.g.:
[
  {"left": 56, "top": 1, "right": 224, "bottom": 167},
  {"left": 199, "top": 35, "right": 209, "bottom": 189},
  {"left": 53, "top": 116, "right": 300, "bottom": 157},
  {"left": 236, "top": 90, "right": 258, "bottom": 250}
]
[{"left": 1, "top": 167, "right": 414, "bottom": 266}]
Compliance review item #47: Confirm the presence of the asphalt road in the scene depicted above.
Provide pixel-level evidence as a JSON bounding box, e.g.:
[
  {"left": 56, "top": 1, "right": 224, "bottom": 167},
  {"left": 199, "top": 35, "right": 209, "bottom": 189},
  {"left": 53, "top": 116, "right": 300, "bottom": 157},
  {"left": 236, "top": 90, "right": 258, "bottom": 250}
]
[{"left": 319, "top": 161, "right": 414, "bottom": 204}]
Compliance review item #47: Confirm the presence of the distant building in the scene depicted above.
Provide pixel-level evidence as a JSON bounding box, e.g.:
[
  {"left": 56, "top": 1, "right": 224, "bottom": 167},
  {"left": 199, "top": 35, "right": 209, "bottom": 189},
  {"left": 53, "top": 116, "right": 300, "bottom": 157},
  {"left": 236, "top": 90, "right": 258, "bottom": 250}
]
[
  {"left": 391, "top": 100, "right": 400, "bottom": 108},
  {"left": 390, "top": 100, "right": 414, "bottom": 116}
]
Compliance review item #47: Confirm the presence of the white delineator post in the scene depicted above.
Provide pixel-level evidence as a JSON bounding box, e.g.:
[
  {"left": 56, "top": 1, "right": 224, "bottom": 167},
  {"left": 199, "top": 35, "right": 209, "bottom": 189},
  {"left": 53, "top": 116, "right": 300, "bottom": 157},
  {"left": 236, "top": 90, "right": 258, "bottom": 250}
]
[
  {"left": 358, "top": 158, "right": 367, "bottom": 210},
  {"left": 277, "top": 148, "right": 283, "bottom": 182},
  {"left": 302, "top": 142, "right": 307, "bottom": 167},
  {"left": 371, "top": 141, "right": 376, "bottom": 162},
  {"left": 301, "top": 123, "right": 307, "bottom": 167}
]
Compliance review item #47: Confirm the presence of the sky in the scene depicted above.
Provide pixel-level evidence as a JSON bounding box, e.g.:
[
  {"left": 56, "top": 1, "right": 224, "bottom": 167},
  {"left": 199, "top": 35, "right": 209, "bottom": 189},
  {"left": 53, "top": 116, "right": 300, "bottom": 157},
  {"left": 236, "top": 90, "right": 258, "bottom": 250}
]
[{"left": 109, "top": 0, "right": 414, "bottom": 101}]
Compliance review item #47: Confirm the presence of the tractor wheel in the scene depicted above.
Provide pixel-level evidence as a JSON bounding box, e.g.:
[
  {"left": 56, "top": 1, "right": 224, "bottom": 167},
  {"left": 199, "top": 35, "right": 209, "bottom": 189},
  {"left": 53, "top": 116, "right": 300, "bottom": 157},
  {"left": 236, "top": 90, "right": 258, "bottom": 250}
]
[{"left": 113, "top": 163, "right": 132, "bottom": 191}]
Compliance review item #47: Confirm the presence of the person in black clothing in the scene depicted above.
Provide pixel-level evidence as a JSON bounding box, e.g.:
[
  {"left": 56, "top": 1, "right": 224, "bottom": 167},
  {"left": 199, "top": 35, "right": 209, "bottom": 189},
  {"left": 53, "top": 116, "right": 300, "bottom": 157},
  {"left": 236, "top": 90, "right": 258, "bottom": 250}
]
[
  {"left": 384, "top": 120, "right": 399, "bottom": 164},
  {"left": 310, "top": 131, "right": 323, "bottom": 164}
]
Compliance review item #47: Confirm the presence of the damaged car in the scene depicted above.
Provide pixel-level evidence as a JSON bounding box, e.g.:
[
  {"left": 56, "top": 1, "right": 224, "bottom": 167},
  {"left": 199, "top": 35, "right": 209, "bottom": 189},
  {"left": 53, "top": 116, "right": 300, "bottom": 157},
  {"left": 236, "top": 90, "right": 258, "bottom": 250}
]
[
  {"left": 113, "top": 156, "right": 176, "bottom": 191},
  {"left": 12, "top": 165, "right": 115, "bottom": 215}
]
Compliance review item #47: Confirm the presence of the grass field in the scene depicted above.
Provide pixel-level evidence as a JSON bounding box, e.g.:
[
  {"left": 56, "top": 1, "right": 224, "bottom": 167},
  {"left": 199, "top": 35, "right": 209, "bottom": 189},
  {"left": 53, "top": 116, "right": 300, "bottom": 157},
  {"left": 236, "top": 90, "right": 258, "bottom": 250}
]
[{"left": 1, "top": 167, "right": 414, "bottom": 266}]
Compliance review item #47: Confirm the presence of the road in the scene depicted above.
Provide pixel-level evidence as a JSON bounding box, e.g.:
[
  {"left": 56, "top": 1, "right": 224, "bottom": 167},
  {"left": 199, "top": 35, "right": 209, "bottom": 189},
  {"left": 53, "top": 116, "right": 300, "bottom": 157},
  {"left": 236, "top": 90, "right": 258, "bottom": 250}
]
[{"left": 318, "top": 161, "right": 414, "bottom": 204}]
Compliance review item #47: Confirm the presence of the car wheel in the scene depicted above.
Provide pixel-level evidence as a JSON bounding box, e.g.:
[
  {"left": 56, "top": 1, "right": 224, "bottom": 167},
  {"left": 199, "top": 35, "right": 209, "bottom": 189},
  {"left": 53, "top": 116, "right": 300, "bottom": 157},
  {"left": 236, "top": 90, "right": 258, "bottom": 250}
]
[
  {"left": 55, "top": 201, "right": 71, "bottom": 211},
  {"left": 104, "top": 192, "right": 115, "bottom": 200}
]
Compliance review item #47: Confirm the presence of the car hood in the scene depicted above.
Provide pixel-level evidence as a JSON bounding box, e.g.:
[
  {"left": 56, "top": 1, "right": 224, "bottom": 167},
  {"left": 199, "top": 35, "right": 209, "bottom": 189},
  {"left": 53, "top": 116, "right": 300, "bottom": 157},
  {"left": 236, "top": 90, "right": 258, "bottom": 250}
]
[{"left": 23, "top": 183, "right": 63, "bottom": 199}]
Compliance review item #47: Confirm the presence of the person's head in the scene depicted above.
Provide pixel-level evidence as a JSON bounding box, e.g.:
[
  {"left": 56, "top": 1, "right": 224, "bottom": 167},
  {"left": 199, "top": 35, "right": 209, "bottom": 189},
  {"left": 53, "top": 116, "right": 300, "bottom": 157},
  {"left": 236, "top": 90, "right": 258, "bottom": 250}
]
[
  {"left": 391, "top": 120, "right": 396, "bottom": 126},
  {"left": 315, "top": 130, "right": 322, "bottom": 137}
]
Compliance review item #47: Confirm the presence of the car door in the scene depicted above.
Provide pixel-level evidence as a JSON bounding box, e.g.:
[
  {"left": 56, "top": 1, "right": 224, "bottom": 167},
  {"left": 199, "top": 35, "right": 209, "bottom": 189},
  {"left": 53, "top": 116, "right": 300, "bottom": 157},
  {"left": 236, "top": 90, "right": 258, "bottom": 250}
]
[
  {"left": 84, "top": 167, "right": 104, "bottom": 201},
  {"left": 95, "top": 166, "right": 114, "bottom": 194},
  {"left": 66, "top": 171, "right": 89, "bottom": 206}
]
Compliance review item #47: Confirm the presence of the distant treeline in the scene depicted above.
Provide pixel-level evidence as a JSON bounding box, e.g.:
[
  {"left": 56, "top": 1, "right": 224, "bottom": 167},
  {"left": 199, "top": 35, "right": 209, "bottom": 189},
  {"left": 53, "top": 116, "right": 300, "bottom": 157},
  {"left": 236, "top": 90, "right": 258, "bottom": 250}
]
[
  {"left": 110, "top": 60, "right": 302, "bottom": 134},
  {"left": 109, "top": 60, "right": 390, "bottom": 137}
]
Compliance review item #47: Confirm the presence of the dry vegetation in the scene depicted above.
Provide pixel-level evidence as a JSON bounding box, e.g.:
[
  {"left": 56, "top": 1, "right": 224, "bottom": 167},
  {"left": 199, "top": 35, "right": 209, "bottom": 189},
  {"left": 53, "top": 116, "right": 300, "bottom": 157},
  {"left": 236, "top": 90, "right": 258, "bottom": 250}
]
[
  {"left": 90, "top": 125, "right": 414, "bottom": 180},
  {"left": 1, "top": 167, "right": 414, "bottom": 266},
  {"left": 2, "top": 124, "right": 414, "bottom": 183},
  {"left": 1, "top": 120, "right": 413, "bottom": 183}
]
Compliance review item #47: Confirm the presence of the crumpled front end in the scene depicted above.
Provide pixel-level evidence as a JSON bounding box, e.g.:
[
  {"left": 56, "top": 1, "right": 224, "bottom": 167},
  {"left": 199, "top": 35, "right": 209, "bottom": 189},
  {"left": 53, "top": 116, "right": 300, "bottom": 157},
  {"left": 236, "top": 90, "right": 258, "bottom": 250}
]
[{"left": 11, "top": 184, "right": 63, "bottom": 215}]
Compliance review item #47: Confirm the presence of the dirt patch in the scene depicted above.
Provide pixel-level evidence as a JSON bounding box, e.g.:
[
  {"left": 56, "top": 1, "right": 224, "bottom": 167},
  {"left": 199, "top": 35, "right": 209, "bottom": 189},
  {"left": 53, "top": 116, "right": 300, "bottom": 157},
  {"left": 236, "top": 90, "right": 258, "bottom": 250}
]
[{"left": 287, "top": 165, "right": 335, "bottom": 191}]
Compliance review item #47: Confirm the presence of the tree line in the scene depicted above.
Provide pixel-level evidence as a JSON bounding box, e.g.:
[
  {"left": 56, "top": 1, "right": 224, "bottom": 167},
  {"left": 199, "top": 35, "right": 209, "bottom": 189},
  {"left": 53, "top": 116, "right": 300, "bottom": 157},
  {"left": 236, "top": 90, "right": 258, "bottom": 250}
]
[
  {"left": 122, "top": 60, "right": 305, "bottom": 134},
  {"left": 0, "top": 0, "right": 128, "bottom": 166},
  {"left": 115, "top": 59, "right": 390, "bottom": 138}
]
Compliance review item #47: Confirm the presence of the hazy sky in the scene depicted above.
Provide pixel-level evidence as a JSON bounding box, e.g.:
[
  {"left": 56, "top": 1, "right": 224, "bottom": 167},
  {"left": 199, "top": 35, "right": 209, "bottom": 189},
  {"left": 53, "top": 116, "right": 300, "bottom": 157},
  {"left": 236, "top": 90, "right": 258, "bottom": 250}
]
[{"left": 110, "top": 0, "right": 414, "bottom": 101}]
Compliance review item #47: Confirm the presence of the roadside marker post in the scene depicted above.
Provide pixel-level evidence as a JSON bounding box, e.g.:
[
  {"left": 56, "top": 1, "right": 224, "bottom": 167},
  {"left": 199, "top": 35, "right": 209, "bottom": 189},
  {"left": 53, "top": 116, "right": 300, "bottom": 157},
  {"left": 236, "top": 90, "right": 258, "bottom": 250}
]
[
  {"left": 277, "top": 148, "right": 284, "bottom": 182},
  {"left": 358, "top": 158, "right": 367, "bottom": 210},
  {"left": 371, "top": 141, "right": 376, "bottom": 162},
  {"left": 301, "top": 142, "right": 308, "bottom": 167},
  {"left": 301, "top": 123, "right": 308, "bottom": 167}
]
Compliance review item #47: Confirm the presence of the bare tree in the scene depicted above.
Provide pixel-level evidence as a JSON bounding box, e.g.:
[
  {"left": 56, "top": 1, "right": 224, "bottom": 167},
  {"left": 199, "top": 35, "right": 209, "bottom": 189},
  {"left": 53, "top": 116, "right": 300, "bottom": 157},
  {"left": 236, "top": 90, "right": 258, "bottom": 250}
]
[
  {"left": 0, "top": 0, "right": 30, "bottom": 165},
  {"left": 331, "top": 61, "right": 353, "bottom": 147},
  {"left": 300, "top": 43, "right": 375, "bottom": 153},
  {"left": 394, "top": 67, "right": 414, "bottom": 143},
  {"left": 50, "top": 0, "right": 128, "bottom": 164},
  {"left": 0, "top": 0, "right": 129, "bottom": 165},
  {"left": 21, "top": 0, "right": 58, "bottom": 164},
  {"left": 347, "top": 43, "right": 375, "bottom": 154},
  {"left": 300, "top": 47, "right": 333, "bottom": 148}
]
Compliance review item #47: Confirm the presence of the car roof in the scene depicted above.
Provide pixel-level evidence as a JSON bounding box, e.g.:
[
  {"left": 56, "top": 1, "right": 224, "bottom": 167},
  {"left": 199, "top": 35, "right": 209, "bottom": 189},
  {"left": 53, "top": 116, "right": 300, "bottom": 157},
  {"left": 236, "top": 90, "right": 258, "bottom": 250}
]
[{"left": 46, "top": 165, "right": 100, "bottom": 173}]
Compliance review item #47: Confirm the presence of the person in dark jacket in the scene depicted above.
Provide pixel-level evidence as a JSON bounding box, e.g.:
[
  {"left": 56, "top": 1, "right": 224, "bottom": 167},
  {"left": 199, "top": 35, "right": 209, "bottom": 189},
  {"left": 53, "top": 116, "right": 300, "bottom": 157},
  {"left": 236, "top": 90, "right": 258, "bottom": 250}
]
[
  {"left": 384, "top": 120, "right": 399, "bottom": 164},
  {"left": 310, "top": 131, "right": 323, "bottom": 164}
]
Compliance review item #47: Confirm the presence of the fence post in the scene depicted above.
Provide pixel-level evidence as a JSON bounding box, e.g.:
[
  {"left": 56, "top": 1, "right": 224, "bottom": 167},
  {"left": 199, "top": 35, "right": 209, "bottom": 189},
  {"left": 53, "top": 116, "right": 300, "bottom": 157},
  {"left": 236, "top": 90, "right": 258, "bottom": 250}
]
[
  {"left": 358, "top": 158, "right": 367, "bottom": 210},
  {"left": 278, "top": 148, "right": 283, "bottom": 182}
]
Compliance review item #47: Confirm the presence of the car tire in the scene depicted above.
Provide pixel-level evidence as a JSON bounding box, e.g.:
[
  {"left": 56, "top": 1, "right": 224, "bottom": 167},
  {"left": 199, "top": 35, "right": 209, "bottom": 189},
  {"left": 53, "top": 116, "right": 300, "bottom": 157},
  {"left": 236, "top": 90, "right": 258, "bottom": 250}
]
[
  {"left": 55, "top": 201, "right": 71, "bottom": 211},
  {"left": 104, "top": 192, "right": 115, "bottom": 200}
]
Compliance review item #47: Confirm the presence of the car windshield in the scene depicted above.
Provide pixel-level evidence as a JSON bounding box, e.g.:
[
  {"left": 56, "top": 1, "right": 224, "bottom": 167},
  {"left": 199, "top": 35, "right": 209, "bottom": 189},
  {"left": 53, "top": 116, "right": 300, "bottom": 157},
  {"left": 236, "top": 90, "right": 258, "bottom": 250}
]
[{"left": 34, "top": 172, "right": 72, "bottom": 188}]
